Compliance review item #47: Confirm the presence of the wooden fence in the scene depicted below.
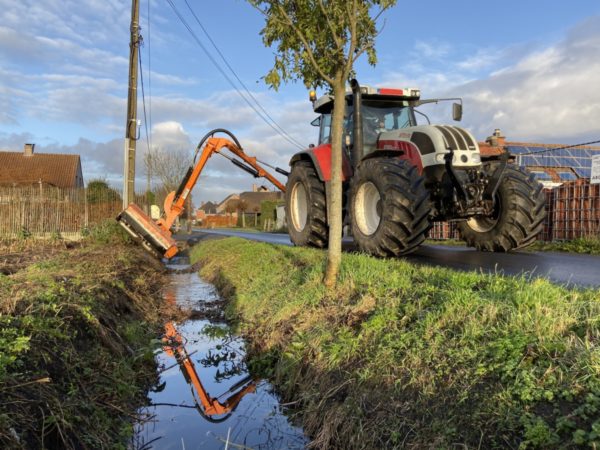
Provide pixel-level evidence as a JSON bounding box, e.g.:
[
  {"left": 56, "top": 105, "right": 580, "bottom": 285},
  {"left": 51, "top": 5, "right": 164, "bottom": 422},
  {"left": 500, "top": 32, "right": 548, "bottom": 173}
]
[
  {"left": 0, "top": 186, "right": 150, "bottom": 240},
  {"left": 3, "top": 181, "right": 598, "bottom": 242}
]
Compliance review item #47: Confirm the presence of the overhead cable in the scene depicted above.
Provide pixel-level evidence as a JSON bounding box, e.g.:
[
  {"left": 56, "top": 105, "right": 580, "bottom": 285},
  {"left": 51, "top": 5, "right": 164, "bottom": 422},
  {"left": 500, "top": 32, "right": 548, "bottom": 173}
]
[
  {"left": 182, "top": 0, "right": 305, "bottom": 149},
  {"left": 164, "top": 0, "right": 305, "bottom": 151},
  {"left": 147, "top": 0, "right": 153, "bottom": 151},
  {"left": 138, "top": 49, "right": 151, "bottom": 157},
  {"left": 518, "top": 139, "right": 600, "bottom": 155}
]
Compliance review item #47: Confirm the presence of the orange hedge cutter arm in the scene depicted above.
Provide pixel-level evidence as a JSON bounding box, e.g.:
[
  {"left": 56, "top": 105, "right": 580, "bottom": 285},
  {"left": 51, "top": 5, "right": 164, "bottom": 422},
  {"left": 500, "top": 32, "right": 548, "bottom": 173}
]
[
  {"left": 156, "top": 137, "right": 286, "bottom": 233},
  {"left": 116, "top": 133, "right": 287, "bottom": 259}
]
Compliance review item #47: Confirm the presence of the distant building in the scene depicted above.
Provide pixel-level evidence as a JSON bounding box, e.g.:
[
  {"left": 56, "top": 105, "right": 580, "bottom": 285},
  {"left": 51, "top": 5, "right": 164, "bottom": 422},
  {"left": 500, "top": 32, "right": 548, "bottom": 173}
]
[
  {"left": 479, "top": 130, "right": 600, "bottom": 187},
  {"left": 216, "top": 193, "right": 240, "bottom": 214},
  {"left": 238, "top": 190, "right": 283, "bottom": 212},
  {"left": 198, "top": 201, "right": 218, "bottom": 215},
  {"left": 0, "top": 144, "right": 84, "bottom": 188}
]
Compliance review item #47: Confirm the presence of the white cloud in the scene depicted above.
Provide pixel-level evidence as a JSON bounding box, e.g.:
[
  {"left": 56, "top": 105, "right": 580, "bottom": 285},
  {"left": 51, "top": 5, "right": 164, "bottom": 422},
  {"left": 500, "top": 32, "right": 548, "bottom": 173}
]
[
  {"left": 454, "top": 16, "right": 600, "bottom": 141},
  {"left": 413, "top": 40, "right": 451, "bottom": 60}
]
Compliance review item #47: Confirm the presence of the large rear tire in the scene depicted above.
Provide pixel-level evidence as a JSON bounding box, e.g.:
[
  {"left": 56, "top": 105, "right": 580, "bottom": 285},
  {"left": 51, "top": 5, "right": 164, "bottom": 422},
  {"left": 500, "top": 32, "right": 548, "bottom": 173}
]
[
  {"left": 285, "top": 160, "right": 328, "bottom": 248},
  {"left": 349, "top": 158, "right": 431, "bottom": 257},
  {"left": 457, "top": 164, "right": 546, "bottom": 252}
]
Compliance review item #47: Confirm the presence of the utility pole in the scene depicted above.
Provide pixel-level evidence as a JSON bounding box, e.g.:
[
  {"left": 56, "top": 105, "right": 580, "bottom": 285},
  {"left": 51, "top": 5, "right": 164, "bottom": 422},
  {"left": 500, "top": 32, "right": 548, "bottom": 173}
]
[{"left": 123, "top": 0, "right": 141, "bottom": 208}]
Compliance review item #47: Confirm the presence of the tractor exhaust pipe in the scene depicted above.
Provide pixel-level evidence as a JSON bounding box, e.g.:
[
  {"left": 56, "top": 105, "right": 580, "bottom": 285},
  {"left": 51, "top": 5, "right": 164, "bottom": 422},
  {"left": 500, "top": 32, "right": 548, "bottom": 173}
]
[{"left": 350, "top": 79, "right": 364, "bottom": 167}]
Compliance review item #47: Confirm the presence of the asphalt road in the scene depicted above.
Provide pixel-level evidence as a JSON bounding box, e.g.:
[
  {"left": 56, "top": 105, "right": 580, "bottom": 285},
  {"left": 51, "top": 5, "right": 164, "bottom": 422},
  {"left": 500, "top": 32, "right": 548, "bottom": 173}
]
[{"left": 188, "top": 228, "right": 600, "bottom": 289}]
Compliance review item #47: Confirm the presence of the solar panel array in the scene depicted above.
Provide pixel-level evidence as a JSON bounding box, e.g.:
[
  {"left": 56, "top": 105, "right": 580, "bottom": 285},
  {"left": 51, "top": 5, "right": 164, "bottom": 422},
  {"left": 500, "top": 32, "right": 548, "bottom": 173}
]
[{"left": 507, "top": 145, "right": 600, "bottom": 178}]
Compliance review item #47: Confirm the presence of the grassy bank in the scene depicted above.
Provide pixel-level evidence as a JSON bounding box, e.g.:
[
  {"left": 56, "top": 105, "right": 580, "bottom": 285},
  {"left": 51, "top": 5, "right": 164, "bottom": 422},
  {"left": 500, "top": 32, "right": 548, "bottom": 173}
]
[
  {"left": 191, "top": 238, "right": 600, "bottom": 449},
  {"left": 426, "top": 236, "right": 600, "bottom": 255},
  {"left": 0, "top": 222, "right": 167, "bottom": 449},
  {"left": 528, "top": 236, "right": 600, "bottom": 255}
]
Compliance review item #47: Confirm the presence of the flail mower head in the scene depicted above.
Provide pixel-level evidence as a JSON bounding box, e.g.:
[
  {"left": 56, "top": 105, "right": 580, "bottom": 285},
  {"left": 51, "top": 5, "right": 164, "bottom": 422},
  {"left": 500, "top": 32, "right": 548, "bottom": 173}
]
[{"left": 116, "top": 203, "right": 179, "bottom": 259}]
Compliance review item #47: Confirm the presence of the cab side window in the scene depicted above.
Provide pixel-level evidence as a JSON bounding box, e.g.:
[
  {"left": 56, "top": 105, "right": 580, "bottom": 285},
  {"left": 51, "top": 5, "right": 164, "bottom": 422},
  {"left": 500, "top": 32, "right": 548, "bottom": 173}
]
[{"left": 319, "top": 114, "right": 332, "bottom": 144}]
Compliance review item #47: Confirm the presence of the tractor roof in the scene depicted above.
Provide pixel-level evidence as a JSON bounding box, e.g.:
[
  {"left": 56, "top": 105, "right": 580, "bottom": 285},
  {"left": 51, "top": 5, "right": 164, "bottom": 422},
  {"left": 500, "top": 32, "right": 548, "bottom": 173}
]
[{"left": 313, "top": 85, "right": 421, "bottom": 113}]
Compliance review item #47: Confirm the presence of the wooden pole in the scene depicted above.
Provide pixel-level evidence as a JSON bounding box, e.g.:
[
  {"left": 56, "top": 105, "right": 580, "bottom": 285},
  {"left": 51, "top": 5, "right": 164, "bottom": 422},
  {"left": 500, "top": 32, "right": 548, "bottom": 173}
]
[{"left": 123, "top": 0, "right": 140, "bottom": 208}]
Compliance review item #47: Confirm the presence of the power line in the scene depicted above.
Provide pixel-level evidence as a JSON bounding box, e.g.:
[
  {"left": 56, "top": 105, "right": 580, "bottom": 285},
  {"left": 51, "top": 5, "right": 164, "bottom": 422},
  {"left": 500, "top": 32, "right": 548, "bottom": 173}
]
[
  {"left": 138, "top": 48, "right": 151, "bottom": 158},
  {"left": 164, "top": 0, "right": 305, "bottom": 151},
  {"left": 182, "top": 0, "right": 305, "bottom": 150},
  {"left": 147, "top": 0, "right": 153, "bottom": 151},
  {"left": 517, "top": 139, "right": 600, "bottom": 156}
]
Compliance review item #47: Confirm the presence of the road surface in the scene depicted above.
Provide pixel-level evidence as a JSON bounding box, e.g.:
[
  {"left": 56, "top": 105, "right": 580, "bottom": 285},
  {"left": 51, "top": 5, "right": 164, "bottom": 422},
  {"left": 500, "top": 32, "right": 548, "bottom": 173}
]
[{"left": 186, "top": 229, "right": 600, "bottom": 288}]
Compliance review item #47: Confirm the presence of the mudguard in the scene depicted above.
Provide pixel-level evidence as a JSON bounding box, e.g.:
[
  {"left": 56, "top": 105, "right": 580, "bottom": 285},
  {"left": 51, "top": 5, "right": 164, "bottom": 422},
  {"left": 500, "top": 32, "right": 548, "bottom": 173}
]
[{"left": 289, "top": 144, "right": 353, "bottom": 182}]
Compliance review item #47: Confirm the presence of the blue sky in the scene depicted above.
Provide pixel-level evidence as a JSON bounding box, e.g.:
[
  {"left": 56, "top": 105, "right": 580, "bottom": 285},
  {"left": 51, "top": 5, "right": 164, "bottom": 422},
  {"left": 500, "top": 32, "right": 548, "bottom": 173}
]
[{"left": 1, "top": 0, "right": 599, "bottom": 203}]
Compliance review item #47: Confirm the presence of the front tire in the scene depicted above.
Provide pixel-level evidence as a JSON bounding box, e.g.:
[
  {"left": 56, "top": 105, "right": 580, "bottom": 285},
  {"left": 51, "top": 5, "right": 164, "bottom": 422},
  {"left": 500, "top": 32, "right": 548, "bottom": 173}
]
[
  {"left": 349, "top": 158, "right": 431, "bottom": 257},
  {"left": 285, "top": 160, "right": 328, "bottom": 248},
  {"left": 457, "top": 164, "right": 546, "bottom": 251}
]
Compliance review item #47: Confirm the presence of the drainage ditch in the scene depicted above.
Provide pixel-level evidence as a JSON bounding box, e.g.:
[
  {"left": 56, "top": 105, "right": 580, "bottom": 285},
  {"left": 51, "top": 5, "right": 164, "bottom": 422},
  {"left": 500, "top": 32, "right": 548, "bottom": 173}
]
[{"left": 133, "top": 256, "right": 307, "bottom": 449}]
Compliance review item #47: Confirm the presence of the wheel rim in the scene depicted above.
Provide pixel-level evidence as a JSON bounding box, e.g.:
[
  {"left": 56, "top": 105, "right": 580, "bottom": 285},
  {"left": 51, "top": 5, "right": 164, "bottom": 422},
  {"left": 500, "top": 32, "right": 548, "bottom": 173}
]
[
  {"left": 354, "top": 181, "right": 381, "bottom": 236},
  {"left": 290, "top": 181, "right": 308, "bottom": 231},
  {"left": 466, "top": 196, "right": 502, "bottom": 232}
]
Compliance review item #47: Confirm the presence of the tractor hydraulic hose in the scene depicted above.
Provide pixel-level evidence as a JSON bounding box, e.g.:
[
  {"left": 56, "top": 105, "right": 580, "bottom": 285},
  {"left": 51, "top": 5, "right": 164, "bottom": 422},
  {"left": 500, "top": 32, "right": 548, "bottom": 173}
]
[
  {"left": 194, "top": 128, "right": 243, "bottom": 162},
  {"left": 350, "top": 79, "right": 364, "bottom": 167}
]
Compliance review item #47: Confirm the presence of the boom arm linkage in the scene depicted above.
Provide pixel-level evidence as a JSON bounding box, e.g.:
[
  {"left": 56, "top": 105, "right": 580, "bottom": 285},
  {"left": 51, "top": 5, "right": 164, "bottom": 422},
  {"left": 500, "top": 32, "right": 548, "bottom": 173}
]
[
  {"left": 157, "top": 137, "right": 286, "bottom": 232},
  {"left": 116, "top": 134, "right": 286, "bottom": 259}
]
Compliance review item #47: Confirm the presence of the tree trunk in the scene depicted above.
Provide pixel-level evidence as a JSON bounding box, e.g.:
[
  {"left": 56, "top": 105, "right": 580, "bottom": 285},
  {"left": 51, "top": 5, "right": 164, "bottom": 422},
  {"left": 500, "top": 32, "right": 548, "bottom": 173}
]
[
  {"left": 324, "top": 76, "right": 346, "bottom": 288},
  {"left": 242, "top": 211, "right": 246, "bottom": 228}
]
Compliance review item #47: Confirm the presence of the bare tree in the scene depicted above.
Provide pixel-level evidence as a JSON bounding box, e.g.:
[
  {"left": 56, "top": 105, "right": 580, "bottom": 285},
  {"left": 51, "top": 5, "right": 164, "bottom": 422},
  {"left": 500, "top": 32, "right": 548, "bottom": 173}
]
[
  {"left": 253, "top": 205, "right": 260, "bottom": 227},
  {"left": 237, "top": 199, "right": 249, "bottom": 228},
  {"left": 143, "top": 146, "right": 192, "bottom": 194}
]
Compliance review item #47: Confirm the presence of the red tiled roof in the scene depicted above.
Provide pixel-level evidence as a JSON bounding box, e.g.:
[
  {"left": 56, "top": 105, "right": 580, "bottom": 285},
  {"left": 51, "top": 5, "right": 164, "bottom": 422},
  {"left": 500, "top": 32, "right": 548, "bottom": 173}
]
[{"left": 0, "top": 150, "right": 83, "bottom": 188}]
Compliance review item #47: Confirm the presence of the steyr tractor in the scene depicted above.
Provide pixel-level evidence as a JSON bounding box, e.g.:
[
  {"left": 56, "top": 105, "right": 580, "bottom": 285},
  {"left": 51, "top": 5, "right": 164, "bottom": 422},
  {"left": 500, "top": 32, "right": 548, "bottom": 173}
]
[{"left": 285, "top": 79, "right": 546, "bottom": 255}]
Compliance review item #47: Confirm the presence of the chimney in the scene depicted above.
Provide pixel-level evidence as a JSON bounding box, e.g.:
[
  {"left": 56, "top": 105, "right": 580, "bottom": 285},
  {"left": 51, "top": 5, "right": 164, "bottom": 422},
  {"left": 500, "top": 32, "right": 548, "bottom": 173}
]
[
  {"left": 485, "top": 129, "right": 506, "bottom": 148},
  {"left": 24, "top": 143, "right": 35, "bottom": 156},
  {"left": 252, "top": 183, "right": 257, "bottom": 192}
]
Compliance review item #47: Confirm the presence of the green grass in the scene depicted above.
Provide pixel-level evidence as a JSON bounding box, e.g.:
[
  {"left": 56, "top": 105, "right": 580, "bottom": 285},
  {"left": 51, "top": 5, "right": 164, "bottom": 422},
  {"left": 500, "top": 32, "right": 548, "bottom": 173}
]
[
  {"left": 426, "top": 236, "right": 600, "bottom": 255},
  {"left": 0, "top": 224, "right": 166, "bottom": 449},
  {"left": 191, "top": 238, "right": 600, "bottom": 449},
  {"left": 528, "top": 236, "right": 600, "bottom": 255}
]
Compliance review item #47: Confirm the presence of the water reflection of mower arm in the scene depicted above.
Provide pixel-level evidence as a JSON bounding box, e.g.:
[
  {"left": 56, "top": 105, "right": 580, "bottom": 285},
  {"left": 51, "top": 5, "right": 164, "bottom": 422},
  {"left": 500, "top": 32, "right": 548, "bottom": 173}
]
[{"left": 163, "top": 322, "right": 257, "bottom": 422}]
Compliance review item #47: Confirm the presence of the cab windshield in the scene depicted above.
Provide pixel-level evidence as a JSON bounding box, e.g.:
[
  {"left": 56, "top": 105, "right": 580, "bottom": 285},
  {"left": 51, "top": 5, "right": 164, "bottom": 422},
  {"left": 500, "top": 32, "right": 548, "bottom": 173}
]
[{"left": 359, "top": 103, "right": 415, "bottom": 154}]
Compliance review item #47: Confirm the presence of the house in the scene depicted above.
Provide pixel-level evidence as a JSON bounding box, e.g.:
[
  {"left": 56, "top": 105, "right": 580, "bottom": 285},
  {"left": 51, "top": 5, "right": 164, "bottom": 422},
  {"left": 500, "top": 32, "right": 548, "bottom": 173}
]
[
  {"left": 216, "top": 194, "right": 240, "bottom": 214},
  {"left": 237, "top": 190, "right": 283, "bottom": 212},
  {"left": 198, "top": 201, "right": 218, "bottom": 215},
  {"left": 479, "top": 129, "right": 600, "bottom": 187},
  {"left": 0, "top": 144, "right": 84, "bottom": 188}
]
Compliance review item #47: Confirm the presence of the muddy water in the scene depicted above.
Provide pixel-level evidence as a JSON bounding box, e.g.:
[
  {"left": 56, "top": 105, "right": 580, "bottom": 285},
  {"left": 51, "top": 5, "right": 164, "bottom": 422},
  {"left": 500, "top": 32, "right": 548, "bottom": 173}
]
[{"left": 134, "top": 257, "right": 307, "bottom": 449}]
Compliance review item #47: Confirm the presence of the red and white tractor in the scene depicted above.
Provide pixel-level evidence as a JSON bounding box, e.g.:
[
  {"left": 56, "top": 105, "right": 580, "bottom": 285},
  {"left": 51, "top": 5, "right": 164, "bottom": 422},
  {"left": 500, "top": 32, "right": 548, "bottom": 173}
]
[{"left": 285, "top": 79, "right": 546, "bottom": 255}]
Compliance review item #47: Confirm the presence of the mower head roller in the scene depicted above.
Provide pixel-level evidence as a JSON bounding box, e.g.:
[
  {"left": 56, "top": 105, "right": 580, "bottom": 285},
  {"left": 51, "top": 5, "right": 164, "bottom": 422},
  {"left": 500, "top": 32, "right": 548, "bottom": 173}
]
[{"left": 116, "top": 203, "right": 179, "bottom": 259}]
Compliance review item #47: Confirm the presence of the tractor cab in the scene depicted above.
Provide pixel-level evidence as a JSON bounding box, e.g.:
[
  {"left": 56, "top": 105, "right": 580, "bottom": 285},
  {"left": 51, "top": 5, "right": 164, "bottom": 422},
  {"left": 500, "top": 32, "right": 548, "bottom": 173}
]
[{"left": 310, "top": 85, "right": 422, "bottom": 160}]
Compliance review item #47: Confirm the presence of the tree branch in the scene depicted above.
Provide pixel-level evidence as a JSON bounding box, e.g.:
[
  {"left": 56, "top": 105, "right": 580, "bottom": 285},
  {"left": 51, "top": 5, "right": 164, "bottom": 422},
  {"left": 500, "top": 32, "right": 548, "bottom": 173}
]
[
  {"left": 318, "top": 0, "right": 344, "bottom": 52},
  {"left": 275, "top": 3, "right": 335, "bottom": 84},
  {"left": 344, "top": 0, "right": 358, "bottom": 76}
]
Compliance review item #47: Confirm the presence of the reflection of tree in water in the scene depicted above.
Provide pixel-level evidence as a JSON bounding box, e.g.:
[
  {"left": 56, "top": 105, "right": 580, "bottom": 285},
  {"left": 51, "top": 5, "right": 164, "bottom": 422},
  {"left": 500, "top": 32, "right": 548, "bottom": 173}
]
[
  {"left": 200, "top": 347, "right": 246, "bottom": 381},
  {"left": 199, "top": 324, "right": 248, "bottom": 381}
]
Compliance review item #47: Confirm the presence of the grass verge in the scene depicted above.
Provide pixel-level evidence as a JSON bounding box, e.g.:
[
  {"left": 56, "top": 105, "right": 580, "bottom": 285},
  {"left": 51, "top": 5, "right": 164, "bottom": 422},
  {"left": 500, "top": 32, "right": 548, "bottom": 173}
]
[
  {"left": 191, "top": 237, "right": 600, "bottom": 449},
  {"left": 425, "top": 236, "right": 600, "bottom": 256},
  {"left": 0, "top": 221, "right": 167, "bottom": 449},
  {"left": 528, "top": 236, "right": 600, "bottom": 255}
]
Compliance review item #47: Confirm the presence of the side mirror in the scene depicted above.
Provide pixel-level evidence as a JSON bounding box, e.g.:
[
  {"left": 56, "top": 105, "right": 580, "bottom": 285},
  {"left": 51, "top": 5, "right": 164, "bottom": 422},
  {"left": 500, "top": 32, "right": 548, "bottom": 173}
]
[
  {"left": 310, "top": 116, "right": 321, "bottom": 127},
  {"left": 452, "top": 103, "right": 462, "bottom": 121}
]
